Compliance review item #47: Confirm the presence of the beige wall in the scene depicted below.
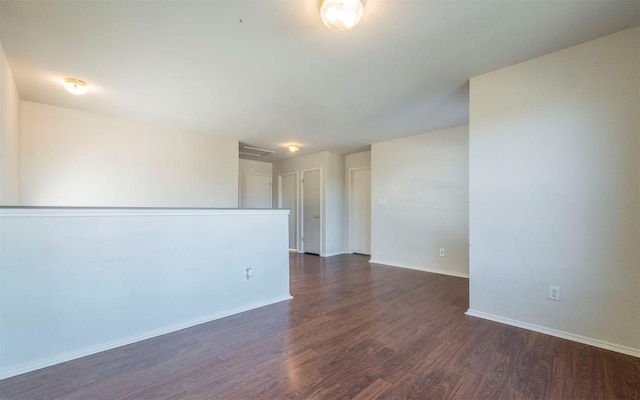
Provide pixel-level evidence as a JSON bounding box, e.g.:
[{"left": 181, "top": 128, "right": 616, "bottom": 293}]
[
  {"left": 345, "top": 151, "right": 371, "bottom": 172},
  {"left": 20, "top": 101, "right": 239, "bottom": 207},
  {"left": 371, "top": 126, "right": 469, "bottom": 277},
  {"left": 468, "top": 27, "right": 639, "bottom": 355},
  {"left": 0, "top": 42, "right": 20, "bottom": 205}
]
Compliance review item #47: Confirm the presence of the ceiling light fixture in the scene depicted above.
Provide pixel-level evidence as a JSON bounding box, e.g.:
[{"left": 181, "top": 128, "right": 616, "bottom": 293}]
[
  {"left": 320, "top": 0, "right": 364, "bottom": 32},
  {"left": 63, "top": 78, "right": 89, "bottom": 95},
  {"left": 288, "top": 144, "right": 300, "bottom": 153}
]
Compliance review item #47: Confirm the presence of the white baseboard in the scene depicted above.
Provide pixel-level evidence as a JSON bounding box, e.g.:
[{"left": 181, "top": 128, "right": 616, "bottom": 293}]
[
  {"left": 368, "top": 259, "right": 469, "bottom": 279},
  {"left": 0, "top": 295, "right": 293, "bottom": 380},
  {"left": 322, "top": 252, "right": 347, "bottom": 257},
  {"left": 465, "top": 309, "right": 640, "bottom": 358}
]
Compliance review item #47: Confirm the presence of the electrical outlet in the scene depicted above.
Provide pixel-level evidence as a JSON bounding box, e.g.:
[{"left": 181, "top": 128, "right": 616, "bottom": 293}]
[
  {"left": 245, "top": 268, "right": 253, "bottom": 281},
  {"left": 549, "top": 285, "right": 560, "bottom": 301},
  {"left": 439, "top": 248, "right": 445, "bottom": 257}
]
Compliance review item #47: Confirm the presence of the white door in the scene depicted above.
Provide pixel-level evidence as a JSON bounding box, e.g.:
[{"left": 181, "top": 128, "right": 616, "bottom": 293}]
[
  {"left": 279, "top": 173, "right": 298, "bottom": 250},
  {"left": 350, "top": 168, "right": 371, "bottom": 255},
  {"left": 302, "top": 169, "right": 321, "bottom": 255},
  {"left": 245, "top": 173, "right": 272, "bottom": 208}
]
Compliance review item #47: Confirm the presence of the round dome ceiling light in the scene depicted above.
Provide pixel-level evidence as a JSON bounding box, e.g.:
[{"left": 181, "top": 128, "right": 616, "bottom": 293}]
[
  {"left": 288, "top": 144, "right": 301, "bottom": 152},
  {"left": 320, "top": 0, "right": 364, "bottom": 32},
  {"left": 64, "top": 78, "right": 89, "bottom": 95}
]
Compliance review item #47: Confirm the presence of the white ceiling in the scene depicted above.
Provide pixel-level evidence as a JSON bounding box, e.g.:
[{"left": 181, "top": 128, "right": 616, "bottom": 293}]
[{"left": 2, "top": 0, "right": 639, "bottom": 162}]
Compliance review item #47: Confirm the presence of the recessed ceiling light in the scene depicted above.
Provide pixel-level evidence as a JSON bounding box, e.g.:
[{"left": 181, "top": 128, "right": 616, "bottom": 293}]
[
  {"left": 288, "top": 144, "right": 301, "bottom": 152},
  {"left": 63, "top": 78, "right": 88, "bottom": 95}
]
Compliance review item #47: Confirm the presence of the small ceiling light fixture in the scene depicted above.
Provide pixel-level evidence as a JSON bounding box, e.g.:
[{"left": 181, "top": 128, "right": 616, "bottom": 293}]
[
  {"left": 288, "top": 144, "right": 301, "bottom": 153},
  {"left": 320, "top": 0, "right": 364, "bottom": 32},
  {"left": 63, "top": 78, "right": 89, "bottom": 95}
]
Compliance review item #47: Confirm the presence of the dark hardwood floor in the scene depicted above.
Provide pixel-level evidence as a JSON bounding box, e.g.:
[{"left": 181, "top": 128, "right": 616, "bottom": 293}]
[{"left": 1, "top": 253, "right": 638, "bottom": 399}]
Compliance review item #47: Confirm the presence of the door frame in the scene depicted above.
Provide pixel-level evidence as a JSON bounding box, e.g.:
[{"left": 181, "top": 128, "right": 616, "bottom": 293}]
[
  {"left": 301, "top": 168, "right": 323, "bottom": 256},
  {"left": 278, "top": 171, "right": 300, "bottom": 252},
  {"left": 243, "top": 173, "right": 272, "bottom": 208},
  {"left": 348, "top": 167, "right": 371, "bottom": 254}
]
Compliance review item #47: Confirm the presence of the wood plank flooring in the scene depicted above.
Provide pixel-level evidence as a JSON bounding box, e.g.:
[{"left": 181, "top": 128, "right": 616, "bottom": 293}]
[{"left": 1, "top": 253, "right": 638, "bottom": 399}]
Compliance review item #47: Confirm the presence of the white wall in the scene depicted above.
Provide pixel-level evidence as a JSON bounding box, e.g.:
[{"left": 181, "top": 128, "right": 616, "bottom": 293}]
[
  {"left": 239, "top": 159, "right": 272, "bottom": 175},
  {"left": 0, "top": 207, "right": 291, "bottom": 379},
  {"left": 371, "top": 126, "right": 469, "bottom": 277},
  {"left": 272, "top": 151, "right": 345, "bottom": 256},
  {"left": 238, "top": 159, "right": 273, "bottom": 207},
  {"left": 20, "top": 101, "right": 239, "bottom": 207},
  {"left": 0, "top": 42, "right": 20, "bottom": 205},
  {"left": 468, "top": 27, "right": 639, "bottom": 356}
]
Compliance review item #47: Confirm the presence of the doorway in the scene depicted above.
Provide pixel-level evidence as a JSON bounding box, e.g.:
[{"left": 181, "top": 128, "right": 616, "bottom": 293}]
[
  {"left": 301, "top": 169, "right": 321, "bottom": 255},
  {"left": 349, "top": 167, "right": 371, "bottom": 255}
]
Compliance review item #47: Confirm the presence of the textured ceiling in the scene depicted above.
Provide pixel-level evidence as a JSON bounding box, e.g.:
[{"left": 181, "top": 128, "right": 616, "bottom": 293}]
[{"left": 2, "top": 0, "right": 639, "bottom": 162}]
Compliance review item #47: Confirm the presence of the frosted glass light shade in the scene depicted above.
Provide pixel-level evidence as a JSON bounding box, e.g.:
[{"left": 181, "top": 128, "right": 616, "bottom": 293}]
[
  {"left": 64, "top": 78, "right": 88, "bottom": 95},
  {"left": 320, "top": 0, "right": 364, "bottom": 31}
]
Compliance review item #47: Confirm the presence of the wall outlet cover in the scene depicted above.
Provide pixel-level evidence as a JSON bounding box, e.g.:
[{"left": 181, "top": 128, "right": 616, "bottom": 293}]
[{"left": 549, "top": 285, "right": 560, "bottom": 300}]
